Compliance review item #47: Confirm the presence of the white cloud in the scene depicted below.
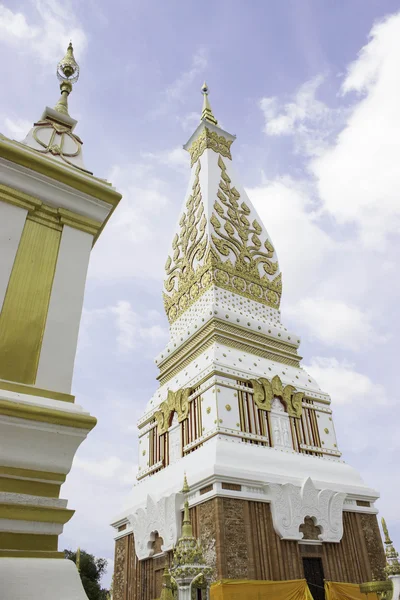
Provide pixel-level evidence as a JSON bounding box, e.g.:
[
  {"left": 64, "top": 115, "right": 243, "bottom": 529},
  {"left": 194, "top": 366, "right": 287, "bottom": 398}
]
[
  {"left": 2, "top": 117, "right": 32, "bottom": 140},
  {"left": 89, "top": 160, "right": 174, "bottom": 281},
  {"left": 80, "top": 302, "right": 168, "bottom": 355},
  {"left": 260, "top": 75, "right": 327, "bottom": 136},
  {"left": 247, "top": 177, "right": 334, "bottom": 300},
  {"left": 179, "top": 111, "right": 201, "bottom": 133},
  {"left": 0, "top": 1, "right": 87, "bottom": 63},
  {"left": 111, "top": 301, "right": 168, "bottom": 353},
  {"left": 311, "top": 12, "right": 400, "bottom": 245},
  {"left": 165, "top": 48, "right": 207, "bottom": 102},
  {"left": 286, "top": 298, "right": 386, "bottom": 351},
  {"left": 74, "top": 455, "right": 137, "bottom": 485},
  {"left": 148, "top": 49, "right": 207, "bottom": 120},
  {"left": 140, "top": 146, "right": 188, "bottom": 170},
  {"left": 304, "top": 356, "right": 388, "bottom": 406}
]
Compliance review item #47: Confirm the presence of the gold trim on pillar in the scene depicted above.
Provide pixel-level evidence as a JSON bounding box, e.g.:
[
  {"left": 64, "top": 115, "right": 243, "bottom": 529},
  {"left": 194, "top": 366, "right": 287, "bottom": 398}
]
[
  {"left": 0, "top": 466, "right": 66, "bottom": 483},
  {"left": 0, "top": 379, "right": 75, "bottom": 403},
  {"left": 0, "top": 532, "right": 58, "bottom": 551},
  {"left": 0, "top": 217, "right": 61, "bottom": 384},
  {"left": 0, "top": 503, "right": 74, "bottom": 524},
  {"left": 0, "top": 136, "right": 122, "bottom": 208},
  {"left": 0, "top": 398, "right": 97, "bottom": 430},
  {"left": 0, "top": 549, "right": 64, "bottom": 559},
  {"left": 0, "top": 476, "right": 61, "bottom": 498}
]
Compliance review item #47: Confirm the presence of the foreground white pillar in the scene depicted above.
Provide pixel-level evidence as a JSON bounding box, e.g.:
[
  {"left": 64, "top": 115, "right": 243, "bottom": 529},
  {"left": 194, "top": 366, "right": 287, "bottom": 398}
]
[{"left": 0, "top": 43, "right": 121, "bottom": 599}]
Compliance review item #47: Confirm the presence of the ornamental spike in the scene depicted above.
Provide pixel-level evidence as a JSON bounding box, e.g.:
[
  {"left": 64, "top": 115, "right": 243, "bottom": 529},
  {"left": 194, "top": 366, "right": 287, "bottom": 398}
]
[
  {"left": 201, "top": 82, "right": 218, "bottom": 126},
  {"left": 54, "top": 42, "right": 80, "bottom": 116}
]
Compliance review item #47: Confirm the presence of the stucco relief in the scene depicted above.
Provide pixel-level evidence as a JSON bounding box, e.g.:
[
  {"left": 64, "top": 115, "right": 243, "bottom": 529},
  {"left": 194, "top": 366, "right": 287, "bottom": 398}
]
[
  {"left": 268, "top": 477, "right": 346, "bottom": 542},
  {"left": 129, "top": 493, "right": 181, "bottom": 560}
]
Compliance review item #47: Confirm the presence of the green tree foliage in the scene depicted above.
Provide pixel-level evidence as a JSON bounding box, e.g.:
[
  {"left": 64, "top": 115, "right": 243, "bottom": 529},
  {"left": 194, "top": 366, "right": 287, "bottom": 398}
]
[{"left": 64, "top": 549, "right": 110, "bottom": 600}]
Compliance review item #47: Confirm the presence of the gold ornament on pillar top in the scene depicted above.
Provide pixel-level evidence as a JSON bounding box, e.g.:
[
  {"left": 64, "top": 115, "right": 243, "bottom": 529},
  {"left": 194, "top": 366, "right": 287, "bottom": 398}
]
[{"left": 54, "top": 42, "right": 80, "bottom": 116}]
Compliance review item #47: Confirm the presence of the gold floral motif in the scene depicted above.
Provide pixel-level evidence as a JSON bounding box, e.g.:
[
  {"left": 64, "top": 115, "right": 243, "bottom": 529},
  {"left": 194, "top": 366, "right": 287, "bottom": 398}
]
[
  {"left": 163, "top": 150, "right": 282, "bottom": 324},
  {"left": 250, "top": 374, "right": 303, "bottom": 418},
  {"left": 211, "top": 155, "right": 280, "bottom": 290},
  {"left": 155, "top": 388, "right": 191, "bottom": 435},
  {"left": 188, "top": 127, "right": 233, "bottom": 167}
]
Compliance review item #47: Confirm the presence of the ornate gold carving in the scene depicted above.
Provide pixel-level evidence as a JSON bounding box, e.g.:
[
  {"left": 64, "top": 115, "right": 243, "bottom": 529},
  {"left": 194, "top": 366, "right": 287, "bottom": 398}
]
[
  {"left": 155, "top": 388, "right": 191, "bottom": 434},
  {"left": 210, "top": 156, "right": 281, "bottom": 307},
  {"left": 250, "top": 374, "right": 303, "bottom": 418},
  {"left": 188, "top": 126, "right": 233, "bottom": 167},
  {"left": 163, "top": 156, "right": 282, "bottom": 324},
  {"left": 164, "top": 162, "right": 211, "bottom": 322}
]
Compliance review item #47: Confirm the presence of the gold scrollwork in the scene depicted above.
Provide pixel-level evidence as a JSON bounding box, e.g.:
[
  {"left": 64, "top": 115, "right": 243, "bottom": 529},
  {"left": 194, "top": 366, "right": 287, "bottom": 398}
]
[
  {"left": 154, "top": 388, "right": 191, "bottom": 434},
  {"left": 250, "top": 374, "right": 303, "bottom": 418},
  {"left": 163, "top": 155, "right": 282, "bottom": 324},
  {"left": 188, "top": 127, "right": 233, "bottom": 167},
  {"left": 32, "top": 119, "right": 90, "bottom": 173}
]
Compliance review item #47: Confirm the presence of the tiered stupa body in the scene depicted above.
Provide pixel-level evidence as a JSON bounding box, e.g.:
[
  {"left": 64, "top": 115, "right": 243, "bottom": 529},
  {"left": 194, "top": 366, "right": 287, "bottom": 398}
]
[{"left": 111, "top": 87, "right": 386, "bottom": 600}]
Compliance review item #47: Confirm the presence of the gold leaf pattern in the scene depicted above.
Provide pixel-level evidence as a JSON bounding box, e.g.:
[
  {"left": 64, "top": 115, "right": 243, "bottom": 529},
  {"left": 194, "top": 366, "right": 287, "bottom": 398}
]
[
  {"left": 163, "top": 151, "right": 282, "bottom": 324},
  {"left": 250, "top": 375, "right": 303, "bottom": 418},
  {"left": 155, "top": 388, "right": 191, "bottom": 435},
  {"left": 187, "top": 127, "right": 233, "bottom": 167}
]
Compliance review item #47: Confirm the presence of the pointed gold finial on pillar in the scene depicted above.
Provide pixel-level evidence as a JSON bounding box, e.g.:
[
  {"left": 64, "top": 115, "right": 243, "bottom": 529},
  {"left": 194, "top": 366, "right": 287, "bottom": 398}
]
[
  {"left": 381, "top": 517, "right": 400, "bottom": 576},
  {"left": 180, "top": 473, "right": 193, "bottom": 538},
  {"left": 76, "top": 547, "right": 81, "bottom": 573},
  {"left": 54, "top": 41, "right": 80, "bottom": 116},
  {"left": 382, "top": 517, "right": 392, "bottom": 544},
  {"left": 181, "top": 472, "right": 190, "bottom": 494},
  {"left": 201, "top": 82, "right": 218, "bottom": 126}
]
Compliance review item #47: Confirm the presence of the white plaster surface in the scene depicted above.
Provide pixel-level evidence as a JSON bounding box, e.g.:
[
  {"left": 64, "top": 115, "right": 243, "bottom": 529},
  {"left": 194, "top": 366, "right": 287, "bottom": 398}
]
[
  {"left": 0, "top": 519, "right": 63, "bottom": 536},
  {"left": 36, "top": 225, "right": 93, "bottom": 393},
  {"left": 115, "top": 435, "right": 378, "bottom": 527},
  {"left": 0, "top": 202, "right": 27, "bottom": 312},
  {"left": 0, "top": 411, "right": 89, "bottom": 474},
  {"left": 0, "top": 558, "right": 89, "bottom": 600}
]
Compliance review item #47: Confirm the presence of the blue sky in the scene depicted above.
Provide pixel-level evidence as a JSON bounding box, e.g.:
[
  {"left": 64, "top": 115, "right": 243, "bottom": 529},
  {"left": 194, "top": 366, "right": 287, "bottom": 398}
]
[{"left": 1, "top": 0, "right": 400, "bottom": 587}]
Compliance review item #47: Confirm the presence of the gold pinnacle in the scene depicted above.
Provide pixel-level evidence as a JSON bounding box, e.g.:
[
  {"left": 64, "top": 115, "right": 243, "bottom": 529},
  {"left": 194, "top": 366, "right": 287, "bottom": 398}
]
[
  {"left": 201, "top": 82, "right": 218, "bottom": 126},
  {"left": 181, "top": 473, "right": 190, "bottom": 494},
  {"left": 54, "top": 42, "right": 80, "bottom": 116}
]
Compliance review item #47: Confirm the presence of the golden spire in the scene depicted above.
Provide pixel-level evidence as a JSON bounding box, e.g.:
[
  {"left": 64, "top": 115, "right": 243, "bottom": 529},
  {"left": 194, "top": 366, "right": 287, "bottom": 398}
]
[
  {"left": 76, "top": 547, "right": 81, "bottom": 573},
  {"left": 54, "top": 42, "right": 80, "bottom": 117},
  {"left": 180, "top": 474, "right": 193, "bottom": 538},
  {"left": 181, "top": 472, "right": 190, "bottom": 494},
  {"left": 382, "top": 517, "right": 392, "bottom": 544},
  {"left": 201, "top": 82, "right": 218, "bottom": 126},
  {"left": 381, "top": 517, "right": 400, "bottom": 576}
]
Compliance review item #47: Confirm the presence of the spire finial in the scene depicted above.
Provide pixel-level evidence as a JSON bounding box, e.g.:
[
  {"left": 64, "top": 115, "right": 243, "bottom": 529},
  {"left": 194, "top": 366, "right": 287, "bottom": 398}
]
[
  {"left": 181, "top": 472, "right": 190, "bottom": 494},
  {"left": 382, "top": 517, "right": 392, "bottom": 544},
  {"left": 201, "top": 82, "right": 218, "bottom": 126},
  {"left": 381, "top": 517, "right": 400, "bottom": 576},
  {"left": 54, "top": 41, "right": 80, "bottom": 116}
]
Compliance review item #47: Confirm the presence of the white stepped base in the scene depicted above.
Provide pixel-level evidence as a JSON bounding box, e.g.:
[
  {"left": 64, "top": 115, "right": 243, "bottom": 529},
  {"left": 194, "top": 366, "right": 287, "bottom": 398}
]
[{"left": 0, "top": 558, "right": 88, "bottom": 600}]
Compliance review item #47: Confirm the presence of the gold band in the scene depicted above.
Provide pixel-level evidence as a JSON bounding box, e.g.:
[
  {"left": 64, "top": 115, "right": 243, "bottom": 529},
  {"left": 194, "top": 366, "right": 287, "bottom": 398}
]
[
  {"left": 0, "top": 549, "right": 64, "bottom": 559},
  {"left": 0, "top": 380, "right": 74, "bottom": 403},
  {"left": 0, "top": 466, "right": 66, "bottom": 483},
  {"left": 0, "top": 136, "right": 121, "bottom": 208},
  {"left": 0, "top": 218, "right": 61, "bottom": 384},
  {"left": 0, "top": 476, "right": 61, "bottom": 498},
  {"left": 0, "top": 398, "right": 97, "bottom": 430},
  {"left": 0, "top": 503, "right": 74, "bottom": 524},
  {"left": 0, "top": 532, "right": 58, "bottom": 551}
]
